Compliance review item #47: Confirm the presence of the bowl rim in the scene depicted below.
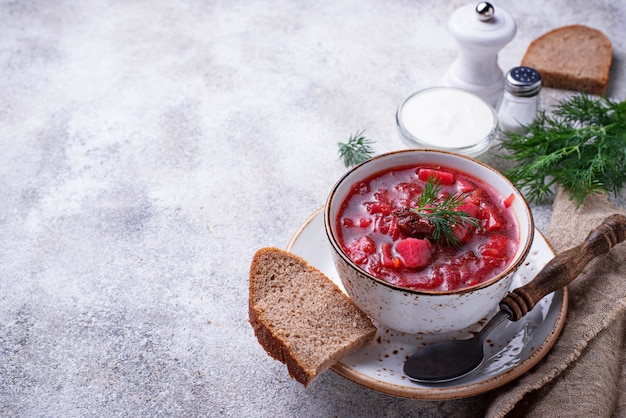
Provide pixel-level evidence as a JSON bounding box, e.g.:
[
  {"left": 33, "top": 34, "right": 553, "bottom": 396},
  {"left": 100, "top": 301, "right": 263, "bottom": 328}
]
[{"left": 324, "top": 149, "right": 535, "bottom": 296}]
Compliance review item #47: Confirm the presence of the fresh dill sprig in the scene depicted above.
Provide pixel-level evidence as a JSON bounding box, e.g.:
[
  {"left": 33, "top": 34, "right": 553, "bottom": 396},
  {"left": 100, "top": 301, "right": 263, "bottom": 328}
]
[
  {"left": 338, "top": 130, "right": 375, "bottom": 167},
  {"left": 411, "top": 177, "right": 481, "bottom": 248},
  {"left": 500, "top": 94, "right": 626, "bottom": 206}
]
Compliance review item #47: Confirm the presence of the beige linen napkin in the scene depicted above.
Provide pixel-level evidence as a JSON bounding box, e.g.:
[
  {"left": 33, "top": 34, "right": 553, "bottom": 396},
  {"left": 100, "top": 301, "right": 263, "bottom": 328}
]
[{"left": 485, "top": 187, "right": 626, "bottom": 417}]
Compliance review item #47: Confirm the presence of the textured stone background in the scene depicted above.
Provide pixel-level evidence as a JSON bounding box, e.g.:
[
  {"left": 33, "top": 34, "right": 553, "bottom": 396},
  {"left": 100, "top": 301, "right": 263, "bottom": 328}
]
[{"left": 1, "top": 1, "right": 625, "bottom": 416}]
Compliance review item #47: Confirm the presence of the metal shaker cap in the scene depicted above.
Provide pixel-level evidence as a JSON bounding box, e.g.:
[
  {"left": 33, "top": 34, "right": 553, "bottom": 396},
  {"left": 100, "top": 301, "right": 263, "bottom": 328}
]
[
  {"left": 475, "top": 2, "right": 495, "bottom": 21},
  {"left": 505, "top": 66, "right": 542, "bottom": 97}
]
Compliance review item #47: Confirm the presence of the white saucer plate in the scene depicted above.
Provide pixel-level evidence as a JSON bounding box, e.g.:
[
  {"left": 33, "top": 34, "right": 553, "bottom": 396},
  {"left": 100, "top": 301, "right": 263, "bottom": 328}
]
[{"left": 287, "top": 207, "right": 568, "bottom": 400}]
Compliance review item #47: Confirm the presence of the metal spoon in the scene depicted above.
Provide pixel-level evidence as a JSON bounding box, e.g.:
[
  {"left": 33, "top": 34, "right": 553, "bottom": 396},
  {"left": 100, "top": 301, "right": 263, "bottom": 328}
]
[{"left": 404, "top": 214, "right": 626, "bottom": 384}]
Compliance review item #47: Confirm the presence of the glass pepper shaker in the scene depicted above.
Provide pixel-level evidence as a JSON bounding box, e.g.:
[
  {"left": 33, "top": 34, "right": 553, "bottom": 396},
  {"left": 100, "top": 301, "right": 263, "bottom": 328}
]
[{"left": 497, "top": 66, "right": 542, "bottom": 134}]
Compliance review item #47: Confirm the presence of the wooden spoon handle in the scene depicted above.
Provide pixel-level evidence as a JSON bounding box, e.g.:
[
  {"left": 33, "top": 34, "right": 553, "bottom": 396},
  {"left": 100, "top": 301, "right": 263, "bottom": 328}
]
[{"left": 500, "top": 214, "right": 626, "bottom": 321}]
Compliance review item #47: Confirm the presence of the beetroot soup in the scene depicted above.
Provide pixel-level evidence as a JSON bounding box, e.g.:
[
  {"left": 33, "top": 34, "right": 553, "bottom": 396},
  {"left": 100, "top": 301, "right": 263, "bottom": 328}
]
[{"left": 336, "top": 164, "right": 519, "bottom": 292}]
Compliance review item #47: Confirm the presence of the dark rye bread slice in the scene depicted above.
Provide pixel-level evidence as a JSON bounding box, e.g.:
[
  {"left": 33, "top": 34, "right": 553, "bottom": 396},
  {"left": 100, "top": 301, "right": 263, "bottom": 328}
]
[
  {"left": 521, "top": 25, "right": 612, "bottom": 96},
  {"left": 249, "top": 247, "right": 376, "bottom": 387}
]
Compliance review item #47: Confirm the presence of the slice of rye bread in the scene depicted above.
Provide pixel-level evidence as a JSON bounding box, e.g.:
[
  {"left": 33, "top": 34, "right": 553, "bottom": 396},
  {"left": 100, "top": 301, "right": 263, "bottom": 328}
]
[
  {"left": 249, "top": 247, "right": 376, "bottom": 387},
  {"left": 521, "top": 25, "right": 612, "bottom": 96}
]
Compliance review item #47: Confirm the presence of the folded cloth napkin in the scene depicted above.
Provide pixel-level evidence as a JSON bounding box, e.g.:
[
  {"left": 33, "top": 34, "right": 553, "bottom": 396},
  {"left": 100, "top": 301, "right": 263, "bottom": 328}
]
[{"left": 484, "top": 187, "right": 626, "bottom": 417}]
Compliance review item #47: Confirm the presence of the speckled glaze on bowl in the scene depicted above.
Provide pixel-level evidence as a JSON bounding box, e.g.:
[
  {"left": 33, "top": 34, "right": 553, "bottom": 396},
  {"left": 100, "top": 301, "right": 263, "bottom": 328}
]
[{"left": 324, "top": 150, "right": 534, "bottom": 334}]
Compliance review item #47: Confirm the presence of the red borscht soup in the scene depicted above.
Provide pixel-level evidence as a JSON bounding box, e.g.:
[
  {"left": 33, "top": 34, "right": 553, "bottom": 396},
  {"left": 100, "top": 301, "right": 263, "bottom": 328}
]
[{"left": 336, "top": 164, "right": 519, "bottom": 292}]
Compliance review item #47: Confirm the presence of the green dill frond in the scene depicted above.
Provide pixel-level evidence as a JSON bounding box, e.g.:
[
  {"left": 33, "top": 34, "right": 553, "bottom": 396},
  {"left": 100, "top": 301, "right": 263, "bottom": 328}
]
[
  {"left": 500, "top": 94, "right": 626, "bottom": 207},
  {"left": 411, "top": 177, "right": 481, "bottom": 248},
  {"left": 338, "top": 130, "right": 375, "bottom": 167}
]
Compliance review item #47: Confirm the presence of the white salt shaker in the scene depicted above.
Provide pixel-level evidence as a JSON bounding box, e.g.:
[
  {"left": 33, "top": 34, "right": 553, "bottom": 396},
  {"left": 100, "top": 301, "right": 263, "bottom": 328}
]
[
  {"left": 497, "top": 66, "right": 542, "bottom": 134},
  {"left": 442, "top": 2, "right": 517, "bottom": 107}
]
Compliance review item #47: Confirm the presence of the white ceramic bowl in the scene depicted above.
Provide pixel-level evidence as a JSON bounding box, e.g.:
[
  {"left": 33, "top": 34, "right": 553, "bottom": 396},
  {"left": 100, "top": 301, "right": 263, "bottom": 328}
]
[{"left": 324, "top": 150, "right": 534, "bottom": 334}]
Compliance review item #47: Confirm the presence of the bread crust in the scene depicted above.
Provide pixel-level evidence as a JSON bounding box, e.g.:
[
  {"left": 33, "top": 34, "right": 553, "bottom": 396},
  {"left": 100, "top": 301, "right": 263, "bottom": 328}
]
[
  {"left": 248, "top": 247, "right": 376, "bottom": 387},
  {"left": 248, "top": 299, "right": 313, "bottom": 385},
  {"left": 521, "top": 25, "right": 612, "bottom": 96}
]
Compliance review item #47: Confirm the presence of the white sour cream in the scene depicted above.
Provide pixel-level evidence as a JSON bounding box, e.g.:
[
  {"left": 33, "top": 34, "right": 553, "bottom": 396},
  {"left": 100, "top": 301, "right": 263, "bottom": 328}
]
[{"left": 397, "top": 87, "right": 496, "bottom": 154}]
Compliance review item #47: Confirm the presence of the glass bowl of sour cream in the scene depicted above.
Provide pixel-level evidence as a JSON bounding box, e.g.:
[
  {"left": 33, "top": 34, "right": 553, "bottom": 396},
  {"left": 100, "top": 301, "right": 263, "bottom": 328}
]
[{"left": 396, "top": 87, "right": 498, "bottom": 158}]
